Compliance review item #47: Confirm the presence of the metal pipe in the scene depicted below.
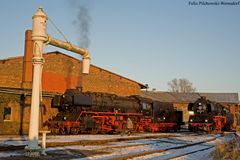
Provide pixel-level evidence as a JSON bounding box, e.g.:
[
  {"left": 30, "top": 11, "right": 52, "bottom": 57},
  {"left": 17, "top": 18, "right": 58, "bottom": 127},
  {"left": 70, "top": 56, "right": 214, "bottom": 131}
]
[{"left": 47, "top": 35, "right": 90, "bottom": 74}]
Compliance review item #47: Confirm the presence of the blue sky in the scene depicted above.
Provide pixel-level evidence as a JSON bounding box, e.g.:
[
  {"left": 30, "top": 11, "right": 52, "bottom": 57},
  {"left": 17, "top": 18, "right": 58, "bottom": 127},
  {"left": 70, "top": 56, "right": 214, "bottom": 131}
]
[{"left": 0, "top": 0, "right": 240, "bottom": 93}]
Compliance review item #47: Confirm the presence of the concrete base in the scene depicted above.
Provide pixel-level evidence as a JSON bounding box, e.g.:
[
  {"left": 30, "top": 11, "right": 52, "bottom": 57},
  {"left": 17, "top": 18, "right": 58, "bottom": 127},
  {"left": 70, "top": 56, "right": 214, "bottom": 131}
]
[
  {"left": 41, "top": 150, "right": 47, "bottom": 156},
  {"left": 25, "top": 146, "right": 41, "bottom": 157}
]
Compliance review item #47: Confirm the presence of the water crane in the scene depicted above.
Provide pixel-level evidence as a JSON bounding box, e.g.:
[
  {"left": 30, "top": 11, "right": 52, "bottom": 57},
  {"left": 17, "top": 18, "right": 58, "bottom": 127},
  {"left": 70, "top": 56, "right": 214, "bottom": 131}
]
[{"left": 25, "top": 7, "right": 90, "bottom": 157}]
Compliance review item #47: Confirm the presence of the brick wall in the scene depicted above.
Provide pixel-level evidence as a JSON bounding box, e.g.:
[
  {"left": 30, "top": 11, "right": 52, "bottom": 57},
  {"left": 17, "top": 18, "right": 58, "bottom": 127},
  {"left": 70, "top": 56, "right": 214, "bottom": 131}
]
[
  {"left": 0, "top": 57, "right": 23, "bottom": 88},
  {"left": 42, "top": 53, "right": 82, "bottom": 93},
  {"left": 82, "top": 66, "right": 141, "bottom": 96},
  {"left": 23, "top": 96, "right": 58, "bottom": 133},
  {"left": 0, "top": 52, "right": 142, "bottom": 96},
  {"left": 42, "top": 52, "right": 141, "bottom": 96},
  {"left": 227, "top": 104, "right": 239, "bottom": 128},
  {"left": 0, "top": 92, "right": 58, "bottom": 135},
  {"left": 173, "top": 103, "right": 189, "bottom": 123},
  {"left": 0, "top": 93, "right": 20, "bottom": 134}
]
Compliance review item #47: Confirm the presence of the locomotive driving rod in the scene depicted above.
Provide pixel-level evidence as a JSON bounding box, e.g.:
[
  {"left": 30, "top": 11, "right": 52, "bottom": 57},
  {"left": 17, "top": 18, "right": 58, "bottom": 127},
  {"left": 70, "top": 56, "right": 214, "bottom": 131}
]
[{"left": 46, "top": 35, "right": 90, "bottom": 74}]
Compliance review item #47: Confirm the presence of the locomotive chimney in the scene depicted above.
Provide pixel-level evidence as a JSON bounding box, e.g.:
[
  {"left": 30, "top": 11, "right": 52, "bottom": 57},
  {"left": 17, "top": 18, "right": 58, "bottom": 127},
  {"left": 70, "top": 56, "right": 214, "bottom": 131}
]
[{"left": 22, "top": 30, "right": 33, "bottom": 88}]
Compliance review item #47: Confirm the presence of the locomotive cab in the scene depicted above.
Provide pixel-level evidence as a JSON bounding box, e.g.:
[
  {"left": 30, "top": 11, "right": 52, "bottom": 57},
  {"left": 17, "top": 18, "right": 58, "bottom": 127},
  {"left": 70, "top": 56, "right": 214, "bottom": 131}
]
[
  {"left": 141, "top": 101, "right": 152, "bottom": 117},
  {"left": 153, "top": 101, "right": 174, "bottom": 122}
]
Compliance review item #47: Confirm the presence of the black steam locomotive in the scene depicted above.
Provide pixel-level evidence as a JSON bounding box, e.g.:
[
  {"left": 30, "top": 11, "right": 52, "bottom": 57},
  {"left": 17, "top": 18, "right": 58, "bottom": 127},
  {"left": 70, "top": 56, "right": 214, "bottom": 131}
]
[
  {"left": 188, "top": 97, "right": 233, "bottom": 133},
  {"left": 46, "top": 89, "right": 183, "bottom": 134}
]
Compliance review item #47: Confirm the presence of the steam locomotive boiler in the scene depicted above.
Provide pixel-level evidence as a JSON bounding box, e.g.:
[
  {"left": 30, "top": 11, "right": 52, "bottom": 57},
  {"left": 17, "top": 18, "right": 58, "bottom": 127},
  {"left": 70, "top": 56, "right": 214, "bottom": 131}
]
[
  {"left": 46, "top": 89, "right": 183, "bottom": 134},
  {"left": 188, "top": 97, "right": 233, "bottom": 133}
]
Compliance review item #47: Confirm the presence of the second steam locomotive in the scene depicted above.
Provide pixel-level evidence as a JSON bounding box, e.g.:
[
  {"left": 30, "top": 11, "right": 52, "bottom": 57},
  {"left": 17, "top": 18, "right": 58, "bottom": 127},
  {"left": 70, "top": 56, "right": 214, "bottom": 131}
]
[
  {"left": 188, "top": 96, "right": 233, "bottom": 133},
  {"left": 47, "top": 89, "right": 183, "bottom": 134}
]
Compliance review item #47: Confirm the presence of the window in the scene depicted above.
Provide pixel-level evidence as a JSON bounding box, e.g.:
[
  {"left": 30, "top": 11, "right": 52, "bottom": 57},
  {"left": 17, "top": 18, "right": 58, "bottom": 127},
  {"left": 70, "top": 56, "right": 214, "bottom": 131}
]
[
  {"left": 141, "top": 102, "right": 152, "bottom": 110},
  {"left": 3, "top": 107, "right": 11, "bottom": 121}
]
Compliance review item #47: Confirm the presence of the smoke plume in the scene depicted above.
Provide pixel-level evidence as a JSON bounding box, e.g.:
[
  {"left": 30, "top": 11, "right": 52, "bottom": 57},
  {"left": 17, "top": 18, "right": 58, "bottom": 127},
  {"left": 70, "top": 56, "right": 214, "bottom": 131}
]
[{"left": 71, "top": 0, "right": 91, "bottom": 49}]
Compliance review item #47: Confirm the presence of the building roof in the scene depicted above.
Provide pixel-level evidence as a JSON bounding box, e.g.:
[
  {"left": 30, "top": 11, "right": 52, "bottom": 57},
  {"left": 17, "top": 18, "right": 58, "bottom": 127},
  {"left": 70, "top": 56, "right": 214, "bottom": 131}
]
[
  {"left": 141, "top": 91, "right": 239, "bottom": 104},
  {"left": 199, "top": 93, "right": 239, "bottom": 104},
  {"left": 141, "top": 91, "right": 176, "bottom": 102}
]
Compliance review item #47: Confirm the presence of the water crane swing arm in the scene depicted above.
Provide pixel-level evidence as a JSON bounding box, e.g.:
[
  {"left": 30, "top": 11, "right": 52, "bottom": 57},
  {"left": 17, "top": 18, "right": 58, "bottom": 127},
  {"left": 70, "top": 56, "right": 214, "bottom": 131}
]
[
  {"left": 46, "top": 35, "right": 90, "bottom": 74},
  {"left": 46, "top": 35, "right": 89, "bottom": 59}
]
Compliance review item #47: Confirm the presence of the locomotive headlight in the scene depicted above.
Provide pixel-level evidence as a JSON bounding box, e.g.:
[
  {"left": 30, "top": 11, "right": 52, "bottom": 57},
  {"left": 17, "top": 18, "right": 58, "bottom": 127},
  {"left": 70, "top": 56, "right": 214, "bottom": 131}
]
[
  {"left": 188, "top": 111, "right": 194, "bottom": 115},
  {"left": 205, "top": 119, "right": 208, "bottom": 123},
  {"left": 190, "top": 119, "right": 193, "bottom": 122},
  {"left": 63, "top": 116, "right": 67, "bottom": 121},
  {"left": 163, "top": 117, "right": 166, "bottom": 120}
]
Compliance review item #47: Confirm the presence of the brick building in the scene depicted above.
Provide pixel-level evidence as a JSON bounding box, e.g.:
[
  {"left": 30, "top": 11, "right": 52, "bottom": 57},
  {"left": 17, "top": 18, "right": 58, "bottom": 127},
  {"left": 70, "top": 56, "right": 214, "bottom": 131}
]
[
  {"left": 141, "top": 91, "right": 240, "bottom": 127},
  {"left": 0, "top": 30, "right": 146, "bottom": 134}
]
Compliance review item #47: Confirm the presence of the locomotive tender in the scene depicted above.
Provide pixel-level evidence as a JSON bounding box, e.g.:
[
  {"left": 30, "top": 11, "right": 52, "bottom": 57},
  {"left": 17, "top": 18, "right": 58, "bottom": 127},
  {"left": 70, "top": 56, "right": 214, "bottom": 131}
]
[
  {"left": 47, "top": 89, "right": 183, "bottom": 134},
  {"left": 188, "top": 96, "right": 233, "bottom": 133}
]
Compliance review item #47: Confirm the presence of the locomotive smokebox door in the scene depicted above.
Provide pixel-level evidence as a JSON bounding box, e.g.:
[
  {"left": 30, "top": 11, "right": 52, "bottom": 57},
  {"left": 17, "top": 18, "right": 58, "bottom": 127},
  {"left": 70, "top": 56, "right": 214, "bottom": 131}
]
[
  {"left": 74, "top": 94, "right": 93, "bottom": 106},
  {"left": 52, "top": 95, "right": 61, "bottom": 107}
]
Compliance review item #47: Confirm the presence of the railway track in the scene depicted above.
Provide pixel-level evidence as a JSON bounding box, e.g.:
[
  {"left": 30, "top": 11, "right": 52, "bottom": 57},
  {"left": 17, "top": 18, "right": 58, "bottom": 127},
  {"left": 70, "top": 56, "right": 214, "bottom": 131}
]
[
  {"left": 163, "top": 146, "right": 215, "bottom": 160},
  {"left": 0, "top": 133, "right": 181, "bottom": 160},
  {"left": 124, "top": 139, "right": 216, "bottom": 160},
  {"left": 105, "top": 135, "right": 219, "bottom": 160},
  {"left": 0, "top": 133, "right": 176, "bottom": 151},
  {"left": 0, "top": 132, "right": 234, "bottom": 160},
  {"left": 72, "top": 133, "right": 221, "bottom": 160}
]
